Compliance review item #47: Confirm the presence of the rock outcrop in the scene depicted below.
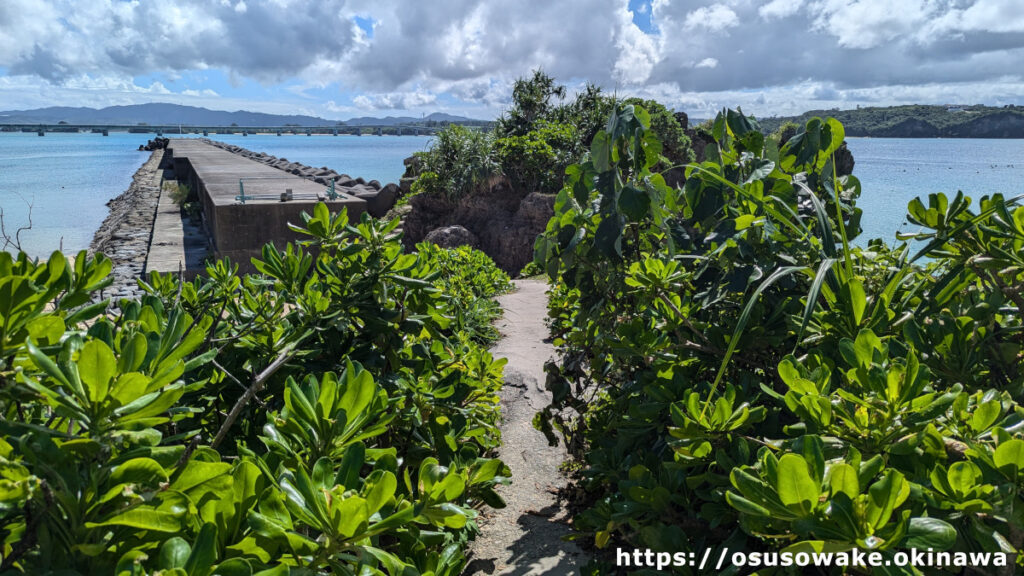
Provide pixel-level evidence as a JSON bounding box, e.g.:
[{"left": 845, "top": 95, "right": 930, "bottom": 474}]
[
  {"left": 399, "top": 155, "right": 423, "bottom": 196},
  {"left": 403, "top": 175, "right": 555, "bottom": 274},
  {"left": 834, "top": 142, "right": 855, "bottom": 177},
  {"left": 201, "top": 140, "right": 402, "bottom": 217}
]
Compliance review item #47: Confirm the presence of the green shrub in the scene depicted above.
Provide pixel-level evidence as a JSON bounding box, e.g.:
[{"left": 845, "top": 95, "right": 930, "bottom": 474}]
[
  {"left": 518, "top": 261, "right": 543, "bottom": 277},
  {"left": 494, "top": 122, "right": 578, "bottom": 194},
  {"left": 411, "top": 125, "right": 497, "bottom": 200},
  {"left": 413, "top": 71, "right": 693, "bottom": 202},
  {"left": 624, "top": 97, "right": 694, "bottom": 167},
  {"left": 416, "top": 242, "right": 513, "bottom": 343},
  {"left": 0, "top": 208, "right": 511, "bottom": 574},
  {"left": 534, "top": 104, "right": 1024, "bottom": 572},
  {"left": 496, "top": 69, "right": 567, "bottom": 138},
  {"left": 164, "top": 181, "right": 191, "bottom": 206}
]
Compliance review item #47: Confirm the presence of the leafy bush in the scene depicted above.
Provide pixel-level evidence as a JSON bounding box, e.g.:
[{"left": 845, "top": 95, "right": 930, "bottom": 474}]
[
  {"left": 164, "top": 181, "right": 192, "bottom": 206},
  {"left": 415, "top": 242, "right": 513, "bottom": 343},
  {"left": 412, "top": 71, "right": 693, "bottom": 202},
  {"left": 533, "top": 104, "right": 1024, "bottom": 573},
  {"left": 518, "top": 261, "right": 543, "bottom": 278},
  {"left": 0, "top": 208, "right": 511, "bottom": 575},
  {"left": 623, "top": 97, "right": 693, "bottom": 167},
  {"left": 494, "top": 122, "right": 579, "bottom": 194},
  {"left": 411, "top": 125, "right": 498, "bottom": 200}
]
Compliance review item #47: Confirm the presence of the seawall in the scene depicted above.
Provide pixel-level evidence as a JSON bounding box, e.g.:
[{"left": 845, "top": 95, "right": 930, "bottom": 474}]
[{"left": 90, "top": 149, "right": 165, "bottom": 300}]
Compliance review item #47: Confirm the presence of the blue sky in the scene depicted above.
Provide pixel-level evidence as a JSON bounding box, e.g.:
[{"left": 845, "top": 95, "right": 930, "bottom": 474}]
[{"left": 1, "top": 0, "right": 1023, "bottom": 120}]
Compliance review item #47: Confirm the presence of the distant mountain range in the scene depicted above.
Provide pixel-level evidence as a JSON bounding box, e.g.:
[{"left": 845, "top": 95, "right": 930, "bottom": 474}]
[
  {"left": 758, "top": 104, "right": 1024, "bottom": 138},
  {"left": 0, "top": 103, "right": 484, "bottom": 127}
]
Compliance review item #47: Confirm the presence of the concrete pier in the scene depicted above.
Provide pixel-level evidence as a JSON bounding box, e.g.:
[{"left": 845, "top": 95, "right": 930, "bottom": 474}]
[{"left": 165, "top": 139, "right": 366, "bottom": 267}]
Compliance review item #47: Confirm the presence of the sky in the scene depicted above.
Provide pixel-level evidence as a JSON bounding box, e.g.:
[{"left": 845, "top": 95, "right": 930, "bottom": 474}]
[{"left": 1, "top": 0, "right": 1023, "bottom": 120}]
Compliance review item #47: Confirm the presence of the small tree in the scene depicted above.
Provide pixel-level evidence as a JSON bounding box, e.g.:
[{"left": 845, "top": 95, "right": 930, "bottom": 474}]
[{"left": 496, "top": 69, "right": 566, "bottom": 137}]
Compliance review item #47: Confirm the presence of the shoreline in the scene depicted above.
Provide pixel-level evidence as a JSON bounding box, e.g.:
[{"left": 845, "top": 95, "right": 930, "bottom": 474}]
[{"left": 89, "top": 149, "right": 165, "bottom": 300}]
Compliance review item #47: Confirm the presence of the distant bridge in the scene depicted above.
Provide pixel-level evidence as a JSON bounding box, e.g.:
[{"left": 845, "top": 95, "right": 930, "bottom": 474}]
[{"left": 0, "top": 123, "right": 486, "bottom": 136}]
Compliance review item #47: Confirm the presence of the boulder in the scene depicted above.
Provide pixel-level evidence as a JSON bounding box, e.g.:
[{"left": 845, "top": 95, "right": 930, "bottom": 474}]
[{"left": 423, "top": 225, "right": 478, "bottom": 249}]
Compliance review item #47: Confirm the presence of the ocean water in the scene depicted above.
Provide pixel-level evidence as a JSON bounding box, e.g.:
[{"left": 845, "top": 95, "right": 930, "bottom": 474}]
[
  {"left": 1, "top": 133, "right": 1022, "bottom": 259},
  {"left": 845, "top": 138, "right": 1024, "bottom": 245},
  {"left": 0, "top": 132, "right": 430, "bottom": 258}
]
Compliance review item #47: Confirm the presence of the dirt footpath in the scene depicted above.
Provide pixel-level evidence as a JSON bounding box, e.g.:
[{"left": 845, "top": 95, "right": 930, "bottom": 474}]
[{"left": 465, "top": 279, "right": 585, "bottom": 576}]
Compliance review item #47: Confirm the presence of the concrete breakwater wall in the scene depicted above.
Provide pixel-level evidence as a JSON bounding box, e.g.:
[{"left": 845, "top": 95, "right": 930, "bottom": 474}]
[
  {"left": 201, "top": 140, "right": 401, "bottom": 217},
  {"left": 90, "top": 139, "right": 407, "bottom": 293},
  {"left": 90, "top": 149, "right": 164, "bottom": 300}
]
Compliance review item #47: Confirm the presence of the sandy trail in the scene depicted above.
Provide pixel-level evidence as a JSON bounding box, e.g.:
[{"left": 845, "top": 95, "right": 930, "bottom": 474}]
[{"left": 465, "top": 279, "right": 584, "bottom": 576}]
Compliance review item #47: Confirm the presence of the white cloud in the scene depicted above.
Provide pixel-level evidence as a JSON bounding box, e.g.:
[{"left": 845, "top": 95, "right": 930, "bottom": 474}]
[
  {"left": 1, "top": 0, "right": 1024, "bottom": 118},
  {"left": 808, "top": 0, "right": 932, "bottom": 49},
  {"left": 613, "top": 4, "right": 659, "bottom": 84},
  {"left": 760, "top": 0, "right": 803, "bottom": 20},
  {"left": 353, "top": 90, "right": 437, "bottom": 110},
  {"left": 684, "top": 5, "right": 739, "bottom": 32},
  {"left": 926, "top": 0, "right": 1024, "bottom": 35}
]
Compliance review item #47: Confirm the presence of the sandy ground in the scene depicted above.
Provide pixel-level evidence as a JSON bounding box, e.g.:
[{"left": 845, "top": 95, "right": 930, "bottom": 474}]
[{"left": 464, "top": 279, "right": 585, "bottom": 576}]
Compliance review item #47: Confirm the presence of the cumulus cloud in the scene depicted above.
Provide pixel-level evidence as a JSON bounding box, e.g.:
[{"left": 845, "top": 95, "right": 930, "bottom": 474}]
[
  {"left": 683, "top": 5, "right": 739, "bottom": 32},
  {"left": 352, "top": 90, "right": 437, "bottom": 110},
  {"left": 760, "top": 0, "right": 804, "bottom": 20},
  {"left": 1, "top": 0, "right": 359, "bottom": 82},
  {"left": 1, "top": 0, "right": 1024, "bottom": 117},
  {"left": 182, "top": 88, "right": 220, "bottom": 97}
]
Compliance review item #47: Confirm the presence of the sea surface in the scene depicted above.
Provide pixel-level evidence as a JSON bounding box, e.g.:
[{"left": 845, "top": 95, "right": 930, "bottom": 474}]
[
  {"left": 1, "top": 133, "right": 1022, "bottom": 259},
  {"left": 845, "top": 138, "right": 1024, "bottom": 245}
]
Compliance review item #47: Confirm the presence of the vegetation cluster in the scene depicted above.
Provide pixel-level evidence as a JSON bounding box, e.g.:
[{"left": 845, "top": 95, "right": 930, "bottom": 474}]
[
  {"left": 0, "top": 208, "right": 514, "bottom": 575},
  {"left": 533, "top": 104, "right": 1024, "bottom": 574},
  {"left": 412, "top": 72, "right": 694, "bottom": 200}
]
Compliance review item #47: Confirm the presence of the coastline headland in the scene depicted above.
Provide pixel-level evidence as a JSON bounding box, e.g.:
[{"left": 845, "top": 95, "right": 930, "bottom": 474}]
[{"left": 90, "top": 138, "right": 403, "bottom": 292}]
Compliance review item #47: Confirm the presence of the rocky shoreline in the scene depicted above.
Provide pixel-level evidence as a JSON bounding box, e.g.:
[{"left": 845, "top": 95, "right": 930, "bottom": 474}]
[{"left": 90, "top": 149, "right": 165, "bottom": 300}]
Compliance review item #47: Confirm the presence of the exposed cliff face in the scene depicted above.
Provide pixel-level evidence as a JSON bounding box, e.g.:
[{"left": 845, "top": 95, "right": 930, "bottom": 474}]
[{"left": 403, "top": 175, "right": 554, "bottom": 274}]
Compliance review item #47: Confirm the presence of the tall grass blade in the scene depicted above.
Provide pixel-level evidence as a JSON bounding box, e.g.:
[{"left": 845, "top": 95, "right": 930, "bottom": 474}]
[
  {"left": 704, "top": 265, "right": 807, "bottom": 417},
  {"left": 794, "top": 258, "right": 835, "bottom": 352}
]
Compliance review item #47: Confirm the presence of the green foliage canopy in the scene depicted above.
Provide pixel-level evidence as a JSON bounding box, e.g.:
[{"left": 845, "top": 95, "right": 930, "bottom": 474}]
[
  {"left": 0, "top": 210, "right": 513, "bottom": 575},
  {"left": 533, "top": 103, "right": 1024, "bottom": 573}
]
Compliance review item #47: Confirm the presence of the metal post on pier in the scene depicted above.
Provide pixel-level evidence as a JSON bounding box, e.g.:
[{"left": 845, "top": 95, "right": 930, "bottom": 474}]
[{"left": 236, "top": 179, "right": 250, "bottom": 204}]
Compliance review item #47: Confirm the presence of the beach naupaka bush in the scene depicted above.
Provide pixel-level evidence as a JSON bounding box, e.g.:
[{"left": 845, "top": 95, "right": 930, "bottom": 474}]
[{"left": 534, "top": 104, "right": 1024, "bottom": 573}]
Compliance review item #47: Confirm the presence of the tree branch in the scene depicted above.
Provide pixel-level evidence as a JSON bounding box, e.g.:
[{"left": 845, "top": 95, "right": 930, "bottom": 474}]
[{"left": 210, "top": 344, "right": 298, "bottom": 449}]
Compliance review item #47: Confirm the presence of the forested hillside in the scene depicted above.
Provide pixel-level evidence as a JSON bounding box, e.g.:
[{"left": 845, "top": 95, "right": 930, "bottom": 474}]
[{"left": 759, "top": 104, "right": 1024, "bottom": 138}]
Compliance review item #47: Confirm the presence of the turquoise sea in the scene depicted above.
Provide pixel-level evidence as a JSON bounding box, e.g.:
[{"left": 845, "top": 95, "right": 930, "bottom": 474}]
[
  {"left": 845, "top": 138, "right": 1024, "bottom": 244},
  {"left": 1, "top": 133, "right": 1022, "bottom": 259}
]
